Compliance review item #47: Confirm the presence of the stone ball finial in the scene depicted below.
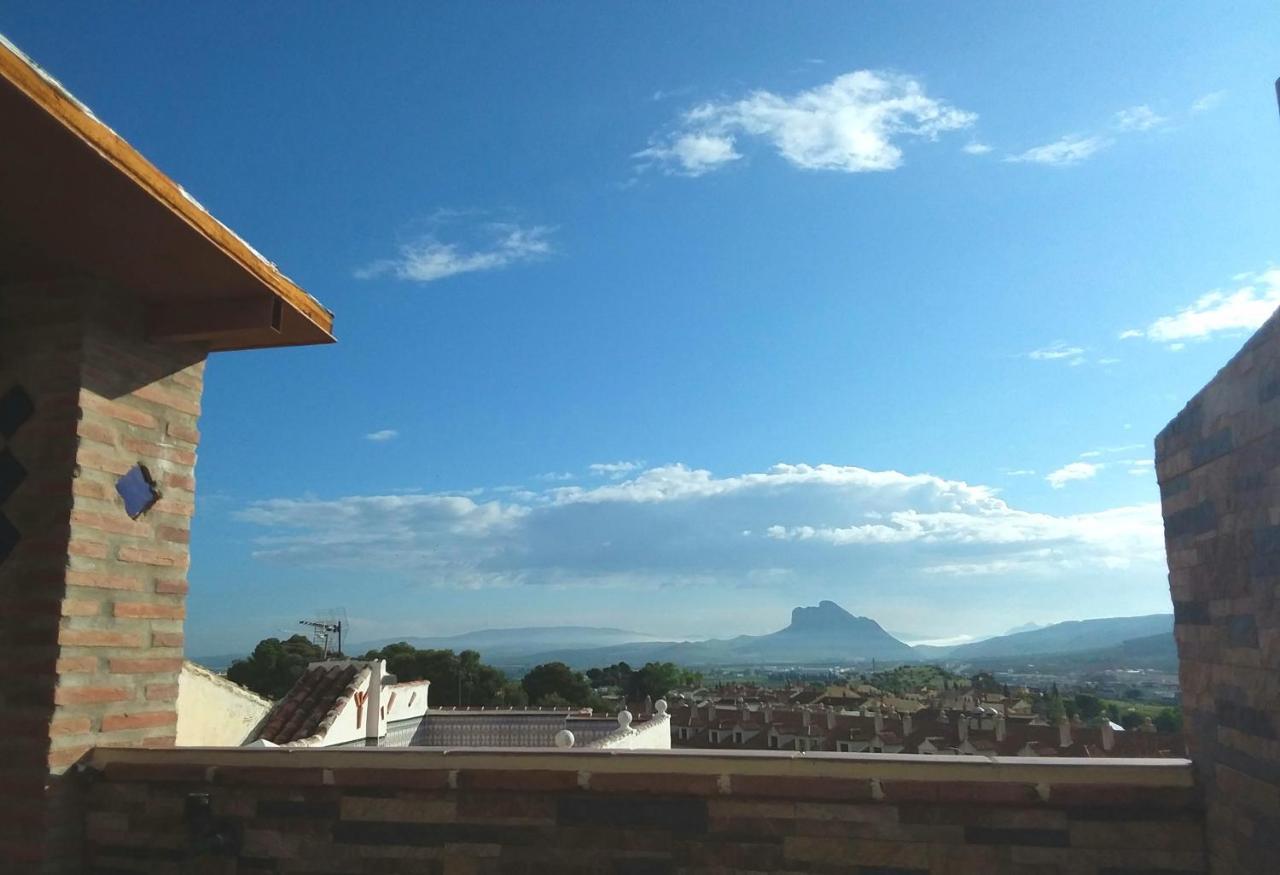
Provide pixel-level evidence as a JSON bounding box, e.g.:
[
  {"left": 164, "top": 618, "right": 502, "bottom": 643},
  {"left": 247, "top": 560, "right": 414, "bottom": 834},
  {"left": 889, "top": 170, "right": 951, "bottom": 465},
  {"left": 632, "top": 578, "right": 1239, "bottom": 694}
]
[
  {"left": 554, "top": 729, "right": 575, "bottom": 748},
  {"left": 655, "top": 699, "right": 668, "bottom": 715},
  {"left": 617, "top": 709, "right": 633, "bottom": 729}
]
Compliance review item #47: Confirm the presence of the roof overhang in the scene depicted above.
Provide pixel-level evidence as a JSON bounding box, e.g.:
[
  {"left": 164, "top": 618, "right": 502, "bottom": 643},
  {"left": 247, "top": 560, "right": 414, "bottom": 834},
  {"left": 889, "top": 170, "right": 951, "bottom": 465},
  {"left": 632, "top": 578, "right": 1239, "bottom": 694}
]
[{"left": 0, "top": 35, "right": 335, "bottom": 352}]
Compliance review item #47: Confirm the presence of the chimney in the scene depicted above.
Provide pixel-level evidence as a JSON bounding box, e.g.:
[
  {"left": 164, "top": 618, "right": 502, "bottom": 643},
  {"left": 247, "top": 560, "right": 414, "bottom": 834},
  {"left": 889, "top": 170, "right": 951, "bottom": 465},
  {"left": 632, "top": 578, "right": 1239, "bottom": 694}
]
[
  {"left": 740, "top": 703, "right": 749, "bottom": 724},
  {"left": 902, "top": 713, "right": 913, "bottom": 736},
  {"left": 874, "top": 712, "right": 884, "bottom": 733},
  {"left": 703, "top": 701, "right": 715, "bottom": 721},
  {"left": 958, "top": 716, "right": 968, "bottom": 743},
  {"left": 1058, "top": 717, "right": 1072, "bottom": 748},
  {"left": 995, "top": 714, "right": 1006, "bottom": 742},
  {"left": 1100, "top": 719, "right": 1115, "bottom": 752},
  {"left": 827, "top": 709, "right": 837, "bottom": 730},
  {"left": 802, "top": 709, "right": 812, "bottom": 727},
  {"left": 764, "top": 703, "right": 773, "bottom": 723},
  {"left": 367, "top": 659, "right": 386, "bottom": 742}
]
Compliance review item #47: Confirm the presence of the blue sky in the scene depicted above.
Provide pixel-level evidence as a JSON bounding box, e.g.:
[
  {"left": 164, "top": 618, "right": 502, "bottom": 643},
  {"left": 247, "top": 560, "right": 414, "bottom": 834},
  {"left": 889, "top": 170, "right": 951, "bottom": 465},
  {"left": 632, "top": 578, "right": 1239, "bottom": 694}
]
[{"left": 5, "top": 3, "right": 1279, "bottom": 656}]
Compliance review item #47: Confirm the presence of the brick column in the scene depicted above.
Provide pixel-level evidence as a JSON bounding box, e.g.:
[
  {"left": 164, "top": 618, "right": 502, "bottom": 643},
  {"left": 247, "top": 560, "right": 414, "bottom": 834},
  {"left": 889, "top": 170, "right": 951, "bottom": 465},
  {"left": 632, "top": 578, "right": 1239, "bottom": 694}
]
[
  {"left": 1156, "top": 312, "right": 1280, "bottom": 875},
  {"left": 0, "top": 283, "right": 205, "bottom": 872}
]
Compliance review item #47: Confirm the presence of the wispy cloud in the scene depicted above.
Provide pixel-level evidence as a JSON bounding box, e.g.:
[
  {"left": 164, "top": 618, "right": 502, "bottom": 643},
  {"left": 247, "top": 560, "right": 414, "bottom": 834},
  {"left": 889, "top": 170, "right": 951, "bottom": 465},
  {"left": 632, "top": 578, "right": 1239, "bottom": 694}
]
[
  {"left": 589, "top": 460, "right": 644, "bottom": 479},
  {"left": 1006, "top": 135, "right": 1111, "bottom": 167},
  {"left": 1046, "top": 461, "right": 1100, "bottom": 489},
  {"left": 1190, "top": 91, "right": 1226, "bottom": 113},
  {"left": 357, "top": 221, "right": 554, "bottom": 284},
  {"left": 365, "top": 429, "right": 399, "bottom": 442},
  {"left": 636, "top": 70, "right": 975, "bottom": 176},
  {"left": 536, "top": 471, "right": 576, "bottom": 482},
  {"left": 1121, "top": 268, "right": 1280, "bottom": 345},
  {"left": 1004, "top": 469, "right": 1037, "bottom": 477},
  {"left": 1113, "top": 105, "right": 1168, "bottom": 132},
  {"left": 1028, "top": 341, "right": 1085, "bottom": 364},
  {"left": 237, "top": 462, "right": 1164, "bottom": 588},
  {"left": 963, "top": 141, "right": 993, "bottom": 155}
]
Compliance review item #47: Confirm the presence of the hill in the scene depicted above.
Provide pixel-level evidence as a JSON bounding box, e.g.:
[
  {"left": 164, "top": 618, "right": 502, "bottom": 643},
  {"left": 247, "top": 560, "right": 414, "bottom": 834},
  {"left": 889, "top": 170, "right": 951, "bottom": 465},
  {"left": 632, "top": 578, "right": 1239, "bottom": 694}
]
[
  {"left": 942, "top": 614, "right": 1173, "bottom": 660},
  {"left": 352, "top": 626, "right": 664, "bottom": 661},
  {"left": 514, "top": 601, "right": 915, "bottom": 668}
]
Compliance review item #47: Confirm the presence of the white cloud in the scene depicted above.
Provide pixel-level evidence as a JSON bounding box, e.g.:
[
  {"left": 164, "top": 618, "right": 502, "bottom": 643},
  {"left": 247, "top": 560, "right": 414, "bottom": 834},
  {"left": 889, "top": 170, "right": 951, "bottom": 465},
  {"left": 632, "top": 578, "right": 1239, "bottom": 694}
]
[
  {"left": 637, "top": 70, "right": 975, "bottom": 176},
  {"left": 1006, "top": 135, "right": 1110, "bottom": 167},
  {"left": 1046, "top": 462, "right": 1100, "bottom": 489},
  {"left": 365, "top": 429, "right": 399, "bottom": 442},
  {"left": 1114, "top": 105, "right": 1167, "bottom": 132},
  {"left": 1004, "top": 469, "right": 1036, "bottom": 477},
  {"left": 1128, "top": 459, "right": 1154, "bottom": 476},
  {"left": 588, "top": 460, "right": 644, "bottom": 479},
  {"left": 634, "top": 133, "right": 741, "bottom": 176},
  {"left": 236, "top": 462, "right": 1165, "bottom": 589},
  {"left": 537, "top": 471, "right": 576, "bottom": 482},
  {"left": 356, "top": 223, "right": 553, "bottom": 283},
  {"left": 1190, "top": 91, "right": 1226, "bottom": 113},
  {"left": 1027, "top": 341, "right": 1085, "bottom": 364},
  {"left": 1125, "top": 268, "right": 1280, "bottom": 344},
  {"left": 963, "top": 142, "right": 993, "bottom": 155}
]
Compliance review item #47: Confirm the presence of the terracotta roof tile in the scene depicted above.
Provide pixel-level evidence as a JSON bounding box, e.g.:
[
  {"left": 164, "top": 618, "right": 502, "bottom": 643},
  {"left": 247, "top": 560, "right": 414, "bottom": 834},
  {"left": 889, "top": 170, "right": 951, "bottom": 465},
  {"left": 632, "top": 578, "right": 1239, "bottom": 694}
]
[{"left": 254, "top": 662, "right": 362, "bottom": 744}]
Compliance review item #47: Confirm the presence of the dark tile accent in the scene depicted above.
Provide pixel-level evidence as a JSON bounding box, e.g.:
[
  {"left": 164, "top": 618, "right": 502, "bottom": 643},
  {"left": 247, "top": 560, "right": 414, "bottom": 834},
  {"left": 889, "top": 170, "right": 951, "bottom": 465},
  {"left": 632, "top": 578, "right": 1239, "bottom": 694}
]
[
  {"left": 613, "top": 859, "right": 675, "bottom": 875},
  {"left": 1254, "top": 525, "right": 1280, "bottom": 555},
  {"left": 1159, "top": 474, "right": 1190, "bottom": 499},
  {"left": 1191, "top": 428, "right": 1233, "bottom": 467},
  {"left": 0, "top": 385, "right": 34, "bottom": 439},
  {"left": 558, "top": 795, "right": 707, "bottom": 834},
  {"left": 963, "top": 827, "right": 1068, "bottom": 847},
  {"left": 0, "top": 513, "right": 18, "bottom": 563},
  {"left": 1215, "top": 699, "right": 1277, "bottom": 739},
  {"left": 255, "top": 799, "right": 339, "bottom": 819},
  {"left": 1164, "top": 501, "right": 1216, "bottom": 539},
  {"left": 1156, "top": 401, "right": 1202, "bottom": 460},
  {"left": 857, "top": 869, "right": 928, "bottom": 875},
  {"left": 1173, "top": 600, "right": 1211, "bottom": 626},
  {"left": 334, "top": 820, "right": 544, "bottom": 847},
  {"left": 1098, "top": 869, "right": 1204, "bottom": 875},
  {"left": 0, "top": 449, "right": 25, "bottom": 504},
  {"left": 1226, "top": 614, "right": 1259, "bottom": 648}
]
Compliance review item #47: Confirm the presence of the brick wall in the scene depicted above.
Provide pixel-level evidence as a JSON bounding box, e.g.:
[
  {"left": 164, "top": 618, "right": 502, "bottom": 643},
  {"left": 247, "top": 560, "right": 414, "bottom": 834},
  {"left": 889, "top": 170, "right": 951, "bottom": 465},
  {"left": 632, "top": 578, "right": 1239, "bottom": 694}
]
[
  {"left": 0, "top": 283, "right": 204, "bottom": 871},
  {"left": 82, "top": 747, "right": 1204, "bottom": 874},
  {"left": 1156, "top": 311, "right": 1280, "bottom": 875}
]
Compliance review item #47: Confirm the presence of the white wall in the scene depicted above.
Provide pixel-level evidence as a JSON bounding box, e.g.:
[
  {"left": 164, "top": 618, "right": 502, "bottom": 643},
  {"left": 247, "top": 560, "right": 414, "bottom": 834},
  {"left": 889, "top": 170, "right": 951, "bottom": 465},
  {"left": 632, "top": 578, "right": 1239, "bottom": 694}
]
[{"left": 176, "top": 662, "right": 271, "bottom": 747}]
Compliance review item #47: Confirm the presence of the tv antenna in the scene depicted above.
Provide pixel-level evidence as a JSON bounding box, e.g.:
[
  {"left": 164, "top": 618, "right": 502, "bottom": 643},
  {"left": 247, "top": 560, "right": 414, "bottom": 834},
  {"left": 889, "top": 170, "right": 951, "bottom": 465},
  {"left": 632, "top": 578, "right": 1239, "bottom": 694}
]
[{"left": 299, "top": 618, "right": 343, "bottom": 659}]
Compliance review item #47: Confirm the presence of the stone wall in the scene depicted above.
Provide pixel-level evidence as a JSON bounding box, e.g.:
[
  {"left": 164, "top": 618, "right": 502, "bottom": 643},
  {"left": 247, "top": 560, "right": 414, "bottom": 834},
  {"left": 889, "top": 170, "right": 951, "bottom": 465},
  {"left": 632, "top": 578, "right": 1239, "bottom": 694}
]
[
  {"left": 82, "top": 746, "right": 1204, "bottom": 874},
  {"left": 1156, "top": 312, "right": 1280, "bottom": 875},
  {"left": 0, "top": 283, "right": 205, "bottom": 870}
]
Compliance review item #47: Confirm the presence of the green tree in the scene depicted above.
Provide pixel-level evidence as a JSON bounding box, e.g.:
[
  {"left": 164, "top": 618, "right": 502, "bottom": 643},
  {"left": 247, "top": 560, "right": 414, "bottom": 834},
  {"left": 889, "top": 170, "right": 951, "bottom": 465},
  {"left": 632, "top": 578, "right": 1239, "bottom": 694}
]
[
  {"left": 1045, "top": 691, "right": 1067, "bottom": 724},
  {"left": 1154, "top": 707, "right": 1183, "bottom": 733},
  {"left": 359, "top": 643, "right": 510, "bottom": 707},
  {"left": 227, "top": 635, "right": 327, "bottom": 700},
  {"left": 522, "top": 662, "right": 592, "bottom": 707},
  {"left": 586, "top": 662, "right": 633, "bottom": 689},
  {"left": 1073, "top": 693, "right": 1104, "bottom": 722},
  {"left": 1120, "top": 710, "right": 1145, "bottom": 731}
]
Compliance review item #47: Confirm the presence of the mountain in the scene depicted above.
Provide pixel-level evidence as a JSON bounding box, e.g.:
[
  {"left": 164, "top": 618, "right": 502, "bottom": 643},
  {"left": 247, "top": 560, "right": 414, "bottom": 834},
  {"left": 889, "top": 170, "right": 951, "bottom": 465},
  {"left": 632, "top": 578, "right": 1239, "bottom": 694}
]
[
  {"left": 1003, "top": 622, "right": 1046, "bottom": 635},
  {"left": 940, "top": 614, "right": 1173, "bottom": 660},
  {"left": 514, "top": 601, "right": 915, "bottom": 668},
  {"left": 964, "top": 632, "right": 1178, "bottom": 673},
  {"left": 352, "top": 626, "right": 664, "bottom": 660}
]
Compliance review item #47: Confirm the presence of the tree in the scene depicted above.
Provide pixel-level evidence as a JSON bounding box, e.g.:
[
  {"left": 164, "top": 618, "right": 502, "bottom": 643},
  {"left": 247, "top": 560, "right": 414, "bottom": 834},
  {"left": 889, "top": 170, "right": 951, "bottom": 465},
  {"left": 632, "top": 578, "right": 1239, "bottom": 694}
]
[
  {"left": 624, "top": 662, "right": 700, "bottom": 702},
  {"left": 1120, "top": 711, "right": 1145, "bottom": 731},
  {"left": 1123, "top": 687, "right": 1143, "bottom": 700},
  {"left": 1045, "top": 690, "right": 1067, "bottom": 725},
  {"left": 359, "top": 643, "right": 510, "bottom": 707},
  {"left": 227, "top": 635, "right": 327, "bottom": 700},
  {"left": 522, "top": 662, "right": 592, "bottom": 707},
  {"left": 586, "top": 662, "right": 633, "bottom": 689},
  {"left": 1154, "top": 707, "right": 1183, "bottom": 733},
  {"left": 1073, "top": 693, "right": 1104, "bottom": 722}
]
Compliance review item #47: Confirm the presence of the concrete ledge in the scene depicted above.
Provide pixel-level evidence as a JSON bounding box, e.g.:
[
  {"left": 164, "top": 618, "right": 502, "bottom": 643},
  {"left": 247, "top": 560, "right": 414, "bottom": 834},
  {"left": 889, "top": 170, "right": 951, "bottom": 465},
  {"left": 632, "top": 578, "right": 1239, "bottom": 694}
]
[{"left": 88, "top": 745, "right": 1195, "bottom": 787}]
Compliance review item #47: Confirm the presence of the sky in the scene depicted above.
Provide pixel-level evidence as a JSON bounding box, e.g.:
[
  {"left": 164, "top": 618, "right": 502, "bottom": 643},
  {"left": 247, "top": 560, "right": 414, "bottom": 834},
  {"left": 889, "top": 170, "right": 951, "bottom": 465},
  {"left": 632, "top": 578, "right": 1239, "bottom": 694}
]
[{"left": 4, "top": 3, "right": 1279, "bottom": 657}]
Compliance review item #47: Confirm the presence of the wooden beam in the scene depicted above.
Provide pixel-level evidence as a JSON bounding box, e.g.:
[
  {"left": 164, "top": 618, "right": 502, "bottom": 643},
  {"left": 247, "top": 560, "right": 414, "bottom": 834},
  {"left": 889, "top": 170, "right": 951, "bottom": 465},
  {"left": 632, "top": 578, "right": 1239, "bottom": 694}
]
[
  {"left": 0, "top": 37, "right": 334, "bottom": 344},
  {"left": 148, "top": 296, "right": 282, "bottom": 344}
]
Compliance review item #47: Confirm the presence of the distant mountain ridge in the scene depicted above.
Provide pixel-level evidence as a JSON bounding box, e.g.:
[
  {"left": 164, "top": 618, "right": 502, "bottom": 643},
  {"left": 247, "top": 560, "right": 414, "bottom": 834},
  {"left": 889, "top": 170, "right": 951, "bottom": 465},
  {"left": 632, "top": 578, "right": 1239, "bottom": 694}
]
[
  {"left": 352, "top": 626, "right": 664, "bottom": 660},
  {"left": 941, "top": 614, "right": 1173, "bottom": 660},
  {"left": 512, "top": 600, "right": 915, "bottom": 668}
]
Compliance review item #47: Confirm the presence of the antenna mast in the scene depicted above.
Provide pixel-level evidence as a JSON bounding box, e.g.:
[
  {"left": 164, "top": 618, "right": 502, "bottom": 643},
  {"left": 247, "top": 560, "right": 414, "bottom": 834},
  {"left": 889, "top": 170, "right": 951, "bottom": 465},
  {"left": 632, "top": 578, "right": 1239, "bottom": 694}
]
[{"left": 299, "top": 618, "right": 343, "bottom": 658}]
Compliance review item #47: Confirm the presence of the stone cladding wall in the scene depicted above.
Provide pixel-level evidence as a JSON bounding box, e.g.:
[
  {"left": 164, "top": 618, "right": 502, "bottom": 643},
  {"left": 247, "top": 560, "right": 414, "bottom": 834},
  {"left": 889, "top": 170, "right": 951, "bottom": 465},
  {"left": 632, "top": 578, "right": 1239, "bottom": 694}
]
[
  {"left": 1156, "top": 310, "right": 1280, "bottom": 875},
  {"left": 81, "top": 748, "right": 1204, "bottom": 874},
  {"left": 0, "top": 283, "right": 204, "bottom": 871}
]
